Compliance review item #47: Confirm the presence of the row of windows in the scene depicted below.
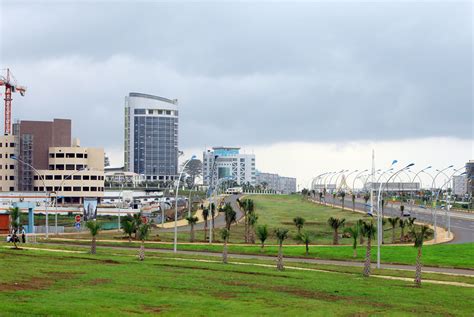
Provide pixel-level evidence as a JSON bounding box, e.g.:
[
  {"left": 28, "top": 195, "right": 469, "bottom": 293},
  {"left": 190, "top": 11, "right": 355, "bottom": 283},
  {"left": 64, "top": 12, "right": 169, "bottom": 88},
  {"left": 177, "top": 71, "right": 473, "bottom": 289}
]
[
  {"left": 134, "top": 109, "right": 178, "bottom": 116},
  {"left": 0, "top": 154, "right": 15, "bottom": 159},
  {"left": 0, "top": 142, "right": 15, "bottom": 148},
  {"left": 33, "top": 186, "right": 105, "bottom": 192},
  {"left": 0, "top": 175, "right": 15, "bottom": 181},
  {"left": 48, "top": 164, "right": 87, "bottom": 171},
  {"left": 0, "top": 165, "right": 15, "bottom": 170},
  {"left": 49, "top": 153, "right": 88, "bottom": 159},
  {"left": 34, "top": 175, "right": 104, "bottom": 181},
  {"left": 0, "top": 186, "right": 15, "bottom": 191}
]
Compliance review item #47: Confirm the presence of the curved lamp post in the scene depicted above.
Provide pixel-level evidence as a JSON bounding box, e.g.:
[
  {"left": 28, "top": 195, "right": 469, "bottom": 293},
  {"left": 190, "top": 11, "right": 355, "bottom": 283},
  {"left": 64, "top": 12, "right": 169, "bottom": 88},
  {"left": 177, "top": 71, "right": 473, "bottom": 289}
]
[
  {"left": 431, "top": 165, "right": 453, "bottom": 241},
  {"left": 174, "top": 155, "right": 196, "bottom": 253},
  {"left": 330, "top": 170, "right": 346, "bottom": 207},
  {"left": 12, "top": 155, "right": 49, "bottom": 238}
]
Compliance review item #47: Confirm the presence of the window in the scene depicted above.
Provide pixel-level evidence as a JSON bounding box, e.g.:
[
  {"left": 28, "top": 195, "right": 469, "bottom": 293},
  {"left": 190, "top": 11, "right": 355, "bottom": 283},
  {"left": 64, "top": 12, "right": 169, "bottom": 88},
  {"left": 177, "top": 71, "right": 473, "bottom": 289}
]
[
  {"left": 91, "top": 187, "right": 97, "bottom": 191},
  {"left": 46, "top": 175, "right": 53, "bottom": 180},
  {"left": 9, "top": 165, "right": 14, "bottom": 170},
  {"left": 56, "top": 165, "right": 65, "bottom": 170},
  {"left": 148, "top": 109, "right": 154, "bottom": 115},
  {"left": 9, "top": 176, "right": 14, "bottom": 180},
  {"left": 56, "top": 153, "right": 64, "bottom": 158},
  {"left": 83, "top": 175, "right": 90, "bottom": 180},
  {"left": 84, "top": 154, "right": 88, "bottom": 158},
  {"left": 76, "top": 165, "right": 84, "bottom": 170},
  {"left": 66, "top": 164, "right": 75, "bottom": 170},
  {"left": 166, "top": 110, "right": 171, "bottom": 115},
  {"left": 49, "top": 165, "right": 54, "bottom": 170},
  {"left": 46, "top": 186, "right": 53, "bottom": 191},
  {"left": 63, "top": 186, "right": 72, "bottom": 192},
  {"left": 54, "top": 175, "right": 62, "bottom": 180},
  {"left": 83, "top": 187, "right": 90, "bottom": 191},
  {"left": 9, "top": 187, "right": 14, "bottom": 191},
  {"left": 9, "top": 143, "right": 14, "bottom": 147},
  {"left": 77, "top": 153, "right": 84, "bottom": 158},
  {"left": 91, "top": 175, "right": 97, "bottom": 180},
  {"left": 73, "top": 187, "right": 81, "bottom": 192},
  {"left": 33, "top": 175, "right": 38, "bottom": 180},
  {"left": 9, "top": 154, "right": 14, "bottom": 158},
  {"left": 73, "top": 175, "right": 81, "bottom": 180},
  {"left": 134, "top": 109, "right": 146, "bottom": 114},
  {"left": 66, "top": 153, "right": 75, "bottom": 158},
  {"left": 49, "top": 153, "right": 54, "bottom": 158}
]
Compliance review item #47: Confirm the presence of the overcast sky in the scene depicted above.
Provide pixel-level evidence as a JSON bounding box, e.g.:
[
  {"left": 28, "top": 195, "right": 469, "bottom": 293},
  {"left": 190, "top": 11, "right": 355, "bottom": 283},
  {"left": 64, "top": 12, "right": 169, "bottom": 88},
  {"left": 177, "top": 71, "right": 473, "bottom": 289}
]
[{"left": 1, "top": 0, "right": 472, "bottom": 187}]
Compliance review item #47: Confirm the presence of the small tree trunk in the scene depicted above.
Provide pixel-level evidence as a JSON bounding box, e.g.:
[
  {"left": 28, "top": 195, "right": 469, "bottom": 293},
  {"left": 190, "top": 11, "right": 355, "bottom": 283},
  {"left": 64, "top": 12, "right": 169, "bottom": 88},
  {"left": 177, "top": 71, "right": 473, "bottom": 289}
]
[
  {"left": 204, "top": 220, "right": 208, "bottom": 241},
  {"left": 342, "top": 199, "right": 345, "bottom": 211},
  {"left": 211, "top": 216, "right": 215, "bottom": 240},
  {"left": 352, "top": 200, "right": 355, "bottom": 211},
  {"left": 91, "top": 236, "right": 96, "bottom": 255},
  {"left": 222, "top": 238, "right": 228, "bottom": 264},
  {"left": 305, "top": 242, "right": 309, "bottom": 255},
  {"left": 414, "top": 246, "right": 422, "bottom": 287},
  {"left": 360, "top": 235, "right": 364, "bottom": 245},
  {"left": 353, "top": 247, "right": 357, "bottom": 258},
  {"left": 333, "top": 229, "right": 338, "bottom": 245},
  {"left": 277, "top": 242, "right": 284, "bottom": 271},
  {"left": 190, "top": 224, "right": 195, "bottom": 242},
  {"left": 392, "top": 228, "right": 395, "bottom": 244},
  {"left": 138, "top": 241, "right": 145, "bottom": 261},
  {"left": 363, "top": 239, "right": 371, "bottom": 277},
  {"left": 244, "top": 213, "right": 248, "bottom": 243},
  {"left": 260, "top": 241, "right": 264, "bottom": 252},
  {"left": 400, "top": 228, "right": 404, "bottom": 242},
  {"left": 128, "top": 234, "right": 132, "bottom": 243}
]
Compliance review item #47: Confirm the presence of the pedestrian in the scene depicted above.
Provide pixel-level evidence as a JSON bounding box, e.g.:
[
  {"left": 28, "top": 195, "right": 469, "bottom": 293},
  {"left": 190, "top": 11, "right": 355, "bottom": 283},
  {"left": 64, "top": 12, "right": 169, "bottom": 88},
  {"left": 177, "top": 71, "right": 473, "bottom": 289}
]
[{"left": 21, "top": 226, "right": 26, "bottom": 243}]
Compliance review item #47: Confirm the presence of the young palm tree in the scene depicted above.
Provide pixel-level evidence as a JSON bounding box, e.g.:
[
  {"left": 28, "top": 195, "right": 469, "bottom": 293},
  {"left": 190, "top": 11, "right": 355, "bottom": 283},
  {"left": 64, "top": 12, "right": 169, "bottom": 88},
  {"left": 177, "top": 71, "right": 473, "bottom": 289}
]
[
  {"left": 327, "top": 217, "right": 346, "bottom": 245},
  {"left": 344, "top": 226, "right": 360, "bottom": 258},
  {"left": 340, "top": 191, "right": 346, "bottom": 210},
  {"left": 223, "top": 203, "right": 237, "bottom": 230},
  {"left": 185, "top": 216, "right": 199, "bottom": 242},
  {"left": 137, "top": 223, "right": 150, "bottom": 261},
  {"left": 357, "top": 219, "right": 365, "bottom": 245},
  {"left": 412, "top": 225, "right": 430, "bottom": 287},
  {"left": 86, "top": 220, "right": 101, "bottom": 255},
  {"left": 8, "top": 207, "right": 20, "bottom": 249},
  {"left": 293, "top": 216, "right": 306, "bottom": 235},
  {"left": 274, "top": 228, "right": 289, "bottom": 271},
  {"left": 298, "top": 231, "right": 312, "bottom": 255},
  {"left": 248, "top": 212, "right": 258, "bottom": 243},
  {"left": 256, "top": 225, "right": 268, "bottom": 251},
  {"left": 202, "top": 208, "right": 209, "bottom": 241},
  {"left": 387, "top": 217, "right": 399, "bottom": 244},
  {"left": 210, "top": 203, "right": 216, "bottom": 240},
  {"left": 132, "top": 213, "right": 142, "bottom": 239},
  {"left": 242, "top": 199, "right": 254, "bottom": 243},
  {"left": 352, "top": 194, "right": 356, "bottom": 211},
  {"left": 407, "top": 217, "right": 416, "bottom": 228},
  {"left": 361, "top": 221, "right": 377, "bottom": 277},
  {"left": 220, "top": 228, "right": 230, "bottom": 264},
  {"left": 399, "top": 219, "right": 407, "bottom": 242},
  {"left": 319, "top": 191, "right": 323, "bottom": 202},
  {"left": 122, "top": 219, "right": 135, "bottom": 242},
  {"left": 363, "top": 194, "right": 370, "bottom": 204}
]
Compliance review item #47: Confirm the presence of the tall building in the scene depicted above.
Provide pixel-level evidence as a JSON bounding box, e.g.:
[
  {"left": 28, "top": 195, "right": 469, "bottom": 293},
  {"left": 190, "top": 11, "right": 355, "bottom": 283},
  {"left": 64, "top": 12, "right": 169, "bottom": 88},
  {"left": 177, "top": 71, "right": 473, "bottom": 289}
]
[
  {"left": 452, "top": 175, "right": 468, "bottom": 196},
  {"left": 0, "top": 135, "right": 18, "bottom": 192},
  {"left": 256, "top": 171, "right": 297, "bottom": 194},
  {"left": 124, "top": 92, "right": 179, "bottom": 184},
  {"left": 203, "top": 147, "right": 256, "bottom": 186},
  {"left": 11, "top": 119, "right": 104, "bottom": 203},
  {"left": 466, "top": 160, "right": 474, "bottom": 196}
]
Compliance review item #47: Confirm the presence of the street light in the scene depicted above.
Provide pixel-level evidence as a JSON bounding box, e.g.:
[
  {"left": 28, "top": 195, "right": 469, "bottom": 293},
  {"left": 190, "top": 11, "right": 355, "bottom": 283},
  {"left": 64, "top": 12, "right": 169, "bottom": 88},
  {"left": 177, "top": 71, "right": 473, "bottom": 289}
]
[
  {"left": 329, "top": 170, "right": 346, "bottom": 207},
  {"left": 431, "top": 165, "right": 453, "bottom": 241},
  {"left": 11, "top": 155, "right": 49, "bottom": 238},
  {"left": 174, "top": 155, "right": 196, "bottom": 253}
]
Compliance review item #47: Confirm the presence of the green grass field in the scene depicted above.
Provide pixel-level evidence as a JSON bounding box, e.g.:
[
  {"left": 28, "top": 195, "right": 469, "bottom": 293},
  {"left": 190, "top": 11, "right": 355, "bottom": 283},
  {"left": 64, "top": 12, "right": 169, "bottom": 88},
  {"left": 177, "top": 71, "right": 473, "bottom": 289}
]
[{"left": 1, "top": 245, "right": 473, "bottom": 316}]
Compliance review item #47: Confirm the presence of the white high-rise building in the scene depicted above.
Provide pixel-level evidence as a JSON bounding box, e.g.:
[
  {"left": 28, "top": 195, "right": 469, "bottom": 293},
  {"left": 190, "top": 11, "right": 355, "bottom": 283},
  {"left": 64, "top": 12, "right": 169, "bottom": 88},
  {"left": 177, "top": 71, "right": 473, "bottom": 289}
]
[
  {"left": 124, "top": 92, "right": 179, "bottom": 184},
  {"left": 453, "top": 175, "right": 468, "bottom": 196},
  {"left": 203, "top": 147, "right": 256, "bottom": 186}
]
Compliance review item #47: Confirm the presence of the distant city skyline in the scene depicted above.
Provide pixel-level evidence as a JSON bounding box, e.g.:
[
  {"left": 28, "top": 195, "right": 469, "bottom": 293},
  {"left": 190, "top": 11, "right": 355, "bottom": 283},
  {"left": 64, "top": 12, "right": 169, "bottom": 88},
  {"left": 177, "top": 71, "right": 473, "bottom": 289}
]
[{"left": 1, "top": 1, "right": 472, "bottom": 187}]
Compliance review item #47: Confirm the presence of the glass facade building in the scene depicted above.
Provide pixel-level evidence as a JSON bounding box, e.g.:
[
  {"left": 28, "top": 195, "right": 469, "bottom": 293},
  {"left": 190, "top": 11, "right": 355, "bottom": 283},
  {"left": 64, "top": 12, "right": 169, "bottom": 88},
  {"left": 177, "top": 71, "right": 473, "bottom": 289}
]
[{"left": 124, "top": 93, "right": 178, "bottom": 184}]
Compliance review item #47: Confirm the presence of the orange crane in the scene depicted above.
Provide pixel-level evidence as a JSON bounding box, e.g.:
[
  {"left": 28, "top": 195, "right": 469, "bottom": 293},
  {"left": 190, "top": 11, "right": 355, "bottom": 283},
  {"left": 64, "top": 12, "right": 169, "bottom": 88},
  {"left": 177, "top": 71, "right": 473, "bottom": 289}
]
[{"left": 0, "top": 68, "right": 26, "bottom": 135}]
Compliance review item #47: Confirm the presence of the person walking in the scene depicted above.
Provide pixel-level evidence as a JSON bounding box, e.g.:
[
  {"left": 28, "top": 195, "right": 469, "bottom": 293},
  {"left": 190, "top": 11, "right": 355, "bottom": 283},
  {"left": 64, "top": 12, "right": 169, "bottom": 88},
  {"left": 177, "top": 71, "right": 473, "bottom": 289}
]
[{"left": 21, "top": 227, "right": 26, "bottom": 243}]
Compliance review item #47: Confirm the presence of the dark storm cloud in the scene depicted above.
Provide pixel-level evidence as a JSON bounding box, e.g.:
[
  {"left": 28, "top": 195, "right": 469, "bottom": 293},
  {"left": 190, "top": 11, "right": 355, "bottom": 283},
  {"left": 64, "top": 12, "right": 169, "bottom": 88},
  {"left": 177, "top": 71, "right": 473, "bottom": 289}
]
[{"left": 0, "top": 1, "right": 472, "bottom": 150}]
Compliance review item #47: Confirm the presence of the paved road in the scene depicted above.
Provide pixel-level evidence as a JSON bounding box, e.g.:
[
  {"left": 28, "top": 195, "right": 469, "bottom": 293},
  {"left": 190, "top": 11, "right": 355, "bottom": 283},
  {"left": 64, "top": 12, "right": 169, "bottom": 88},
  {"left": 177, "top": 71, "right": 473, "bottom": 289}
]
[
  {"left": 160, "top": 195, "right": 243, "bottom": 233},
  {"left": 42, "top": 241, "right": 474, "bottom": 276},
  {"left": 317, "top": 195, "right": 474, "bottom": 244}
]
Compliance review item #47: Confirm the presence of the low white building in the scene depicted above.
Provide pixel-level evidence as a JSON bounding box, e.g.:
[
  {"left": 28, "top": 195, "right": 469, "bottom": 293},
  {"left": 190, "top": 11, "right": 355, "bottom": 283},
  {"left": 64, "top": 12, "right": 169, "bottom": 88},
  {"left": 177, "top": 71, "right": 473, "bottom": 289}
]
[
  {"left": 256, "top": 171, "right": 296, "bottom": 194},
  {"left": 453, "top": 175, "right": 468, "bottom": 196},
  {"left": 203, "top": 147, "right": 256, "bottom": 186}
]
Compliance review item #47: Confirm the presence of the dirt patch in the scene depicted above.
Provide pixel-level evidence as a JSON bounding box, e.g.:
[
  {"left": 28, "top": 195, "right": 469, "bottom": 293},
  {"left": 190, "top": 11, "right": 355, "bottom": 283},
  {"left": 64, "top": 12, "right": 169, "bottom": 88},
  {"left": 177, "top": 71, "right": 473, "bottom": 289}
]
[
  {"left": 142, "top": 304, "right": 170, "bottom": 313},
  {"left": 0, "top": 272, "right": 80, "bottom": 292},
  {"left": 213, "top": 291, "right": 238, "bottom": 299},
  {"left": 89, "top": 278, "right": 112, "bottom": 286}
]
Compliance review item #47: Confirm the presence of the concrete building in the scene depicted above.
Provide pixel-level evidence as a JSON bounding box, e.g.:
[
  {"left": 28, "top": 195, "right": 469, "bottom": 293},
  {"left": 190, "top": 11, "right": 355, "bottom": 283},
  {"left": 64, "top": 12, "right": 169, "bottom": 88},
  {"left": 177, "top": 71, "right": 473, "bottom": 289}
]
[
  {"left": 256, "top": 171, "right": 297, "bottom": 194},
  {"left": 0, "top": 135, "right": 18, "bottom": 192},
  {"left": 105, "top": 167, "right": 146, "bottom": 188},
  {"left": 466, "top": 160, "right": 474, "bottom": 196},
  {"left": 203, "top": 147, "right": 256, "bottom": 186},
  {"left": 364, "top": 182, "right": 420, "bottom": 192},
  {"left": 453, "top": 175, "right": 468, "bottom": 196},
  {"left": 124, "top": 92, "right": 179, "bottom": 185},
  {"left": 11, "top": 119, "right": 104, "bottom": 204}
]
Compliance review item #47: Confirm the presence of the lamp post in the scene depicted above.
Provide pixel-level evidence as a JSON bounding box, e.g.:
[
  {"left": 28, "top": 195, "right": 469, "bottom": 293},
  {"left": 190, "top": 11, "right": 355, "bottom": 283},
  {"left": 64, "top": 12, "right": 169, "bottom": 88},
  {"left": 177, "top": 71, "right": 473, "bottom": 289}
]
[
  {"left": 12, "top": 155, "right": 49, "bottom": 238},
  {"left": 174, "top": 155, "right": 196, "bottom": 253},
  {"left": 322, "top": 172, "right": 335, "bottom": 202},
  {"left": 329, "top": 170, "right": 346, "bottom": 207},
  {"left": 431, "top": 165, "right": 453, "bottom": 241},
  {"left": 408, "top": 166, "right": 431, "bottom": 213}
]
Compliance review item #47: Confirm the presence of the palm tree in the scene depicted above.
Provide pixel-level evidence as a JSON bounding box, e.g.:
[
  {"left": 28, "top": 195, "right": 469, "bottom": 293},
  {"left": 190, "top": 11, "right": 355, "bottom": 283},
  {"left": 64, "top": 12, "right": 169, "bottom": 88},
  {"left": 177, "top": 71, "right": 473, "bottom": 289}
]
[
  {"left": 274, "top": 228, "right": 289, "bottom": 271},
  {"left": 210, "top": 203, "right": 216, "bottom": 240},
  {"left": 357, "top": 219, "right": 365, "bottom": 245},
  {"left": 256, "top": 225, "right": 268, "bottom": 251},
  {"left": 387, "top": 217, "right": 399, "bottom": 244},
  {"left": 185, "top": 216, "right": 199, "bottom": 242},
  {"left": 361, "top": 221, "right": 377, "bottom": 277},
  {"left": 363, "top": 194, "right": 370, "bottom": 204},
  {"left": 352, "top": 193, "right": 356, "bottom": 211},
  {"left": 242, "top": 199, "right": 254, "bottom": 243},
  {"left": 223, "top": 203, "right": 236, "bottom": 231},
  {"left": 202, "top": 208, "right": 209, "bottom": 241},
  {"left": 220, "top": 228, "right": 230, "bottom": 264},
  {"left": 298, "top": 231, "right": 312, "bottom": 255},
  {"left": 399, "top": 219, "right": 407, "bottom": 242},
  {"left": 122, "top": 219, "right": 135, "bottom": 242},
  {"left": 344, "top": 226, "right": 360, "bottom": 258},
  {"left": 248, "top": 212, "right": 258, "bottom": 243},
  {"left": 340, "top": 191, "right": 346, "bottom": 210},
  {"left": 86, "top": 220, "right": 101, "bottom": 255},
  {"left": 319, "top": 191, "right": 323, "bottom": 202},
  {"left": 407, "top": 217, "right": 416, "bottom": 228},
  {"left": 8, "top": 207, "right": 20, "bottom": 249},
  {"left": 137, "top": 223, "right": 150, "bottom": 261},
  {"left": 327, "top": 217, "right": 346, "bottom": 245},
  {"left": 293, "top": 216, "right": 306, "bottom": 235},
  {"left": 412, "top": 225, "right": 430, "bottom": 287},
  {"left": 132, "top": 213, "right": 143, "bottom": 239}
]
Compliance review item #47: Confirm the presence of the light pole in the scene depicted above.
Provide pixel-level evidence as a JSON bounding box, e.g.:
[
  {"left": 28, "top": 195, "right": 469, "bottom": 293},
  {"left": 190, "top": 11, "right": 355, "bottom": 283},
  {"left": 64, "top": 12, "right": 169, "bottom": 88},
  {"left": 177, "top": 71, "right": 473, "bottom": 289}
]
[
  {"left": 329, "top": 170, "right": 346, "bottom": 207},
  {"left": 322, "top": 172, "right": 335, "bottom": 201},
  {"left": 12, "top": 155, "right": 49, "bottom": 238},
  {"left": 55, "top": 168, "right": 88, "bottom": 234},
  {"left": 174, "top": 155, "right": 196, "bottom": 253},
  {"left": 408, "top": 166, "right": 431, "bottom": 213},
  {"left": 431, "top": 165, "right": 453, "bottom": 241}
]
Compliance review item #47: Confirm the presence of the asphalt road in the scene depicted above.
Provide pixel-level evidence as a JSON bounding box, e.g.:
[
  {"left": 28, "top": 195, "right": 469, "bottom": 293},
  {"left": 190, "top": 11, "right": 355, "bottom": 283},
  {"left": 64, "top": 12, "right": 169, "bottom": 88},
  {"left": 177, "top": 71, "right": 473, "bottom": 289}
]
[{"left": 317, "top": 195, "right": 474, "bottom": 244}]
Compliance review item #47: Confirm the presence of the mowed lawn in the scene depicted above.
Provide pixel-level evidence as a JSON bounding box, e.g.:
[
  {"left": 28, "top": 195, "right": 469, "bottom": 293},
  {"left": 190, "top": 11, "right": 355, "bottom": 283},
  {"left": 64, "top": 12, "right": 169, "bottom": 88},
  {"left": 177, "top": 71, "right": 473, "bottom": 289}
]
[
  {"left": 1, "top": 247, "right": 473, "bottom": 316},
  {"left": 93, "top": 194, "right": 430, "bottom": 246}
]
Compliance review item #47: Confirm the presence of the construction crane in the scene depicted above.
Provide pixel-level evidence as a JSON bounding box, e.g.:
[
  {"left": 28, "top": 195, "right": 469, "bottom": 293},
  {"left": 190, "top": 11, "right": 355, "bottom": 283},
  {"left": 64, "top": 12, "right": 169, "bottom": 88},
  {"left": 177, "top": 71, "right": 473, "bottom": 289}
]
[{"left": 0, "top": 68, "right": 26, "bottom": 135}]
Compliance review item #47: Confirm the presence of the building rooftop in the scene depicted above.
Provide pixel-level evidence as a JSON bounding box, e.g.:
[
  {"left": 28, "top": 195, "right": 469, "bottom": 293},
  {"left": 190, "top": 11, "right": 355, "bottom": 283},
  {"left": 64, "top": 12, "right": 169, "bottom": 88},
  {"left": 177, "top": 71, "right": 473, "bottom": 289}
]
[{"left": 129, "top": 92, "right": 177, "bottom": 105}]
